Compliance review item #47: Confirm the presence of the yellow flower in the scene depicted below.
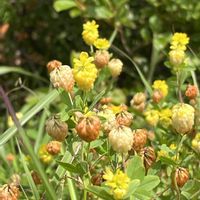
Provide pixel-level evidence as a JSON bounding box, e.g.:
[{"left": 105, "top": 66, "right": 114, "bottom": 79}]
[
  {"left": 170, "top": 33, "right": 189, "bottom": 51},
  {"left": 170, "top": 143, "right": 177, "bottom": 150},
  {"left": 94, "top": 38, "right": 110, "bottom": 50},
  {"left": 73, "top": 52, "right": 97, "bottom": 91},
  {"left": 157, "top": 150, "right": 168, "bottom": 159},
  {"left": 7, "top": 112, "right": 23, "bottom": 127},
  {"left": 144, "top": 109, "right": 160, "bottom": 126},
  {"left": 159, "top": 108, "right": 172, "bottom": 128},
  {"left": 152, "top": 80, "right": 168, "bottom": 98},
  {"left": 192, "top": 133, "right": 200, "bottom": 152},
  {"left": 38, "top": 144, "right": 53, "bottom": 164},
  {"left": 103, "top": 168, "right": 130, "bottom": 200},
  {"left": 82, "top": 20, "right": 99, "bottom": 45}
]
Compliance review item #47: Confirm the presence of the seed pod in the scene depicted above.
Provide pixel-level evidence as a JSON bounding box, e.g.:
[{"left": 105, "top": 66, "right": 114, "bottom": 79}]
[
  {"left": 31, "top": 171, "right": 42, "bottom": 185},
  {"left": 46, "top": 60, "right": 62, "bottom": 73},
  {"left": 139, "top": 146, "right": 156, "bottom": 170},
  {"left": 76, "top": 116, "right": 101, "bottom": 142},
  {"left": 152, "top": 90, "right": 163, "bottom": 103},
  {"left": 46, "top": 116, "right": 68, "bottom": 142},
  {"left": 116, "top": 111, "right": 133, "bottom": 127},
  {"left": 185, "top": 85, "right": 198, "bottom": 99},
  {"left": 172, "top": 103, "right": 195, "bottom": 134},
  {"left": 50, "top": 65, "right": 74, "bottom": 92},
  {"left": 91, "top": 173, "right": 103, "bottom": 186},
  {"left": 46, "top": 141, "right": 61, "bottom": 155},
  {"left": 174, "top": 167, "right": 189, "bottom": 187},
  {"left": 132, "top": 129, "right": 148, "bottom": 152},
  {"left": 109, "top": 125, "right": 133, "bottom": 153},
  {"left": 94, "top": 50, "right": 110, "bottom": 68},
  {"left": 108, "top": 58, "right": 123, "bottom": 77}
]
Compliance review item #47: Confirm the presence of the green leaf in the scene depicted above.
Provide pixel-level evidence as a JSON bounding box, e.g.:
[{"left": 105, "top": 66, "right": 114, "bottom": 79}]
[
  {"left": 0, "top": 89, "right": 59, "bottom": 146},
  {"left": 133, "top": 189, "right": 153, "bottom": 200},
  {"left": 159, "top": 156, "right": 177, "bottom": 166},
  {"left": 53, "top": 0, "right": 77, "bottom": 12},
  {"left": 126, "top": 155, "right": 145, "bottom": 181},
  {"left": 56, "top": 161, "right": 86, "bottom": 175},
  {"left": 90, "top": 139, "right": 105, "bottom": 149},
  {"left": 137, "top": 175, "right": 160, "bottom": 191},
  {"left": 124, "top": 179, "right": 140, "bottom": 198},
  {"left": 94, "top": 6, "right": 114, "bottom": 19},
  {"left": 0, "top": 66, "right": 47, "bottom": 82},
  {"left": 86, "top": 185, "right": 114, "bottom": 200}
]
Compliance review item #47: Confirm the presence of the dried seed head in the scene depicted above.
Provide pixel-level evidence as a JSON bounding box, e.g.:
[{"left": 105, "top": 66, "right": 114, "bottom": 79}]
[
  {"left": 91, "top": 173, "right": 103, "bottom": 186},
  {"left": 174, "top": 167, "right": 189, "bottom": 187},
  {"left": 152, "top": 90, "right": 164, "bottom": 103},
  {"left": 130, "top": 92, "right": 146, "bottom": 112},
  {"left": 172, "top": 103, "right": 195, "bottom": 134},
  {"left": 46, "top": 116, "right": 68, "bottom": 142},
  {"left": 46, "top": 60, "right": 62, "bottom": 73},
  {"left": 0, "top": 184, "right": 20, "bottom": 200},
  {"left": 139, "top": 146, "right": 156, "bottom": 170},
  {"left": 109, "top": 125, "right": 133, "bottom": 153},
  {"left": 46, "top": 141, "right": 61, "bottom": 155},
  {"left": 132, "top": 129, "right": 148, "bottom": 152},
  {"left": 185, "top": 84, "right": 198, "bottom": 99},
  {"left": 94, "top": 50, "right": 110, "bottom": 68},
  {"left": 6, "top": 154, "right": 15, "bottom": 163},
  {"left": 50, "top": 65, "right": 74, "bottom": 92},
  {"left": 100, "top": 97, "right": 112, "bottom": 105},
  {"left": 10, "top": 174, "right": 20, "bottom": 187},
  {"left": 31, "top": 171, "right": 42, "bottom": 185},
  {"left": 116, "top": 111, "right": 133, "bottom": 127},
  {"left": 76, "top": 116, "right": 101, "bottom": 142}
]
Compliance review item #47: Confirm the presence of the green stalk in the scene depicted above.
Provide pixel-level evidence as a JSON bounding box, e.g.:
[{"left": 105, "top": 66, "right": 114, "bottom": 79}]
[
  {"left": 0, "top": 86, "right": 57, "bottom": 200},
  {"left": 66, "top": 171, "right": 77, "bottom": 200},
  {"left": 109, "top": 27, "right": 118, "bottom": 45}
]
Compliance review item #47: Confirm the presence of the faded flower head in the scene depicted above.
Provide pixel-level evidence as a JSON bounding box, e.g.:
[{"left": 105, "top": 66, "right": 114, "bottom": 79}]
[
  {"left": 50, "top": 65, "right": 75, "bottom": 92},
  {"left": 73, "top": 52, "right": 97, "bottom": 91},
  {"left": 132, "top": 129, "right": 148, "bottom": 152},
  {"left": 103, "top": 168, "right": 130, "bottom": 200},
  {"left": 108, "top": 58, "right": 123, "bottom": 78},
  {"left": 46, "top": 141, "right": 61, "bottom": 155},
  {"left": 82, "top": 20, "right": 99, "bottom": 45},
  {"left": 46, "top": 60, "right": 62, "bottom": 73},
  {"left": 185, "top": 84, "right": 198, "bottom": 99},
  {"left": 172, "top": 103, "right": 195, "bottom": 134},
  {"left": 109, "top": 125, "right": 133, "bottom": 153}
]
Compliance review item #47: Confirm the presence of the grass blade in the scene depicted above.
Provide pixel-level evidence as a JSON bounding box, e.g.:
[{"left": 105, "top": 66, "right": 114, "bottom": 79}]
[{"left": 0, "top": 89, "right": 59, "bottom": 146}]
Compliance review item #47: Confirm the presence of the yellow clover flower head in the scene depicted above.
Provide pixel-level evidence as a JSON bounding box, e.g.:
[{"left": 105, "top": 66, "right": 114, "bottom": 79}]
[
  {"left": 170, "top": 33, "right": 189, "bottom": 51},
  {"left": 159, "top": 108, "right": 172, "bottom": 128},
  {"left": 73, "top": 52, "right": 98, "bottom": 91},
  {"left": 144, "top": 109, "right": 160, "bottom": 126},
  {"left": 94, "top": 38, "right": 110, "bottom": 50},
  {"left": 7, "top": 112, "right": 23, "bottom": 127},
  {"left": 192, "top": 133, "right": 200, "bottom": 152},
  {"left": 38, "top": 144, "right": 53, "bottom": 164},
  {"left": 103, "top": 168, "right": 130, "bottom": 200},
  {"left": 152, "top": 80, "right": 168, "bottom": 98},
  {"left": 82, "top": 20, "right": 99, "bottom": 45}
]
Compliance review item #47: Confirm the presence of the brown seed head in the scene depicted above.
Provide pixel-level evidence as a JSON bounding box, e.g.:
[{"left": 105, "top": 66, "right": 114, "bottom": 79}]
[
  {"left": 185, "top": 84, "right": 198, "bottom": 99},
  {"left": 132, "top": 129, "right": 148, "bottom": 152},
  {"left": 47, "top": 60, "right": 62, "bottom": 73},
  {"left": 46, "top": 141, "right": 61, "bottom": 155},
  {"left": 174, "top": 167, "right": 189, "bottom": 187},
  {"left": 94, "top": 50, "right": 110, "bottom": 68}
]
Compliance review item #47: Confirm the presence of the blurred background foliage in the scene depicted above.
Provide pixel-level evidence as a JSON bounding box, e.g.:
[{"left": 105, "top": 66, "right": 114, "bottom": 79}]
[{"left": 0, "top": 0, "right": 200, "bottom": 109}]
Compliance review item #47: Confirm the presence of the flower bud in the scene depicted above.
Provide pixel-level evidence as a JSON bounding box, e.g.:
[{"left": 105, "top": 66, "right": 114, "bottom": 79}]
[
  {"left": 174, "top": 167, "right": 189, "bottom": 187},
  {"left": 172, "top": 103, "right": 195, "bottom": 134},
  {"left": 185, "top": 84, "right": 198, "bottom": 99},
  {"left": 108, "top": 58, "right": 123, "bottom": 77},
  {"left": 109, "top": 125, "right": 133, "bottom": 153},
  {"left": 94, "top": 50, "right": 110, "bottom": 68},
  {"left": 169, "top": 49, "right": 185, "bottom": 66},
  {"left": 46, "top": 116, "right": 68, "bottom": 142},
  {"left": 152, "top": 90, "right": 163, "bottom": 103},
  {"left": 6, "top": 153, "right": 15, "bottom": 163},
  {"left": 47, "top": 60, "right": 62, "bottom": 73},
  {"left": 46, "top": 141, "right": 61, "bottom": 155},
  {"left": 76, "top": 116, "right": 101, "bottom": 142},
  {"left": 50, "top": 65, "right": 74, "bottom": 92},
  {"left": 139, "top": 147, "right": 156, "bottom": 170},
  {"left": 116, "top": 111, "right": 133, "bottom": 127},
  {"left": 132, "top": 129, "right": 148, "bottom": 152}
]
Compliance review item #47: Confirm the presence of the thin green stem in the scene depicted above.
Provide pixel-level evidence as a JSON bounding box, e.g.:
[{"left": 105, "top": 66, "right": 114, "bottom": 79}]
[
  {"left": 66, "top": 171, "right": 77, "bottom": 200},
  {"left": 176, "top": 72, "right": 183, "bottom": 103},
  {"left": 109, "top": 27, "right": 118, "bottom": 45},
  {"left": 90, "top": 45, "right": 94, "bottom": 54}
]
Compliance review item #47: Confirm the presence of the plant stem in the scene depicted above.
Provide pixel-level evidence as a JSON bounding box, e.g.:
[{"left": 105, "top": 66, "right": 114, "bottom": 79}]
[
  {"left": 109, "top": 27, "right": 118, "bottom": 45},
  {"left": 66, "top": 171, "right": 77, "bottom": 200},
  {"left": 0, "top": 86, "right": 57, "bottom": 200},
  {"left": 176, "top": 72, "right": 183, "bottom": 103}
]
